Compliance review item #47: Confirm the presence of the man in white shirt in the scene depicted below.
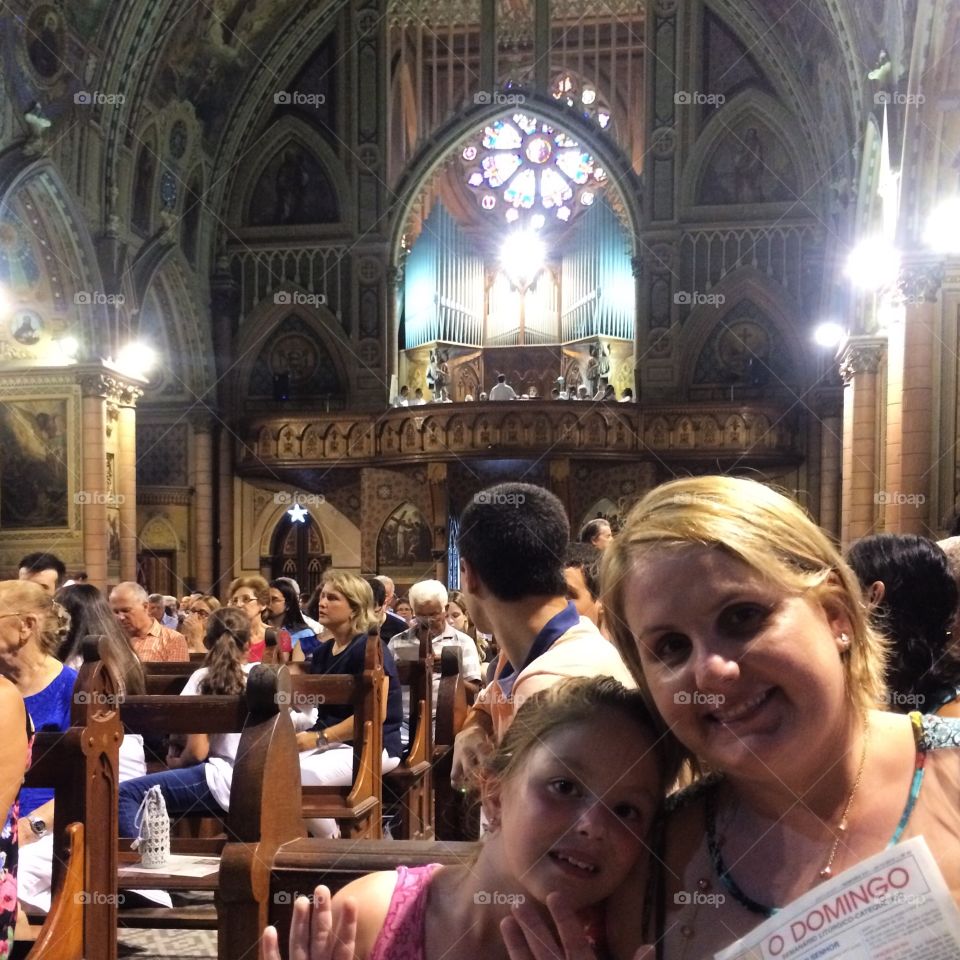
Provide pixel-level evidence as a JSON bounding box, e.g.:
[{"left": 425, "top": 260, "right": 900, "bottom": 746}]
[
  {"left": 489, "top": 374, "right": 517, "bottom": 401},
  {"left": 388, "top": 579, "right": 482, "bottom": 742}
]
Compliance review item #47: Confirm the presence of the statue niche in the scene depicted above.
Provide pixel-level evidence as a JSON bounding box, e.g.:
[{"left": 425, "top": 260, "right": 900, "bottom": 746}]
[{"left": 248, "top": 142, "right": 339, "bottom": 226}]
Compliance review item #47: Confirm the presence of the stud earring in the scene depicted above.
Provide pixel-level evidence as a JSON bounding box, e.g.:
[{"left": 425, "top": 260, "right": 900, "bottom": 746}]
[{"left": 838, "top": 632, "right": 851, "bottom": 651}]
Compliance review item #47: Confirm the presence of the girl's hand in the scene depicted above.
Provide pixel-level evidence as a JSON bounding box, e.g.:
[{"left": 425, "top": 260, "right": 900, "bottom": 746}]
[
  {"left": 500, "top": 892, "right": 654, "bottom": 960},
  {"left": 260, "top": 885, "right": 358, "bottom": 960}
]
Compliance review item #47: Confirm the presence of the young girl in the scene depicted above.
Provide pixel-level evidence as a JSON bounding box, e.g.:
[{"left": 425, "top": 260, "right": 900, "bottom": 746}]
[{"left": 262, "top": 676, "right": 675, "bottom": 960}]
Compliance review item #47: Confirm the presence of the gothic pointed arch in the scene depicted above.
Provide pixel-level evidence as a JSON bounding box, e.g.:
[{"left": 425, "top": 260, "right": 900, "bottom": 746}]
[
  {"left": 269, "top": 511, "right": 330, "bottom": 595},
  {"left": 681, "top": 269, "right": 807, "bottom": 401},
  {"left": 229, "top": 116, "right": 348, "bottom": 230},
  {"left": 680, "top": 89, "right": 815, "bottom": 215},
  {"left": 233, "top": 297, "right": 349, "bottom": 410},
  {"left": 0, "top": 158, "right": 106, "bottom": 363}
]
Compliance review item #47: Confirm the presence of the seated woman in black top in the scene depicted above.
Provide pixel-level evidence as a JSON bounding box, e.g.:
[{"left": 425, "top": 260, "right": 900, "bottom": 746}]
[{"left": 297, "top": 570, "right": 403, "bottom": 837}]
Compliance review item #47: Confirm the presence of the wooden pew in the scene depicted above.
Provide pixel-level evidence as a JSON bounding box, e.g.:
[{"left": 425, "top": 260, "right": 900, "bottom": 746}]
[
  {"left": 433, "top": 646, "right": 480, "bottom": 841},
  {"left": 115, "top": 665, "right": 303, "bottom": 940},
  {"left": 221, "top": 837, "right": 479, "bottom": 960},
  {"left": 21, "top": 639, "right": 122, "bottom": 960},
  {"left": 142, "top": 661, "right": 197, "bottom": 695},
  {"left": 383, "top": 622, "right": 434, "bottom": 839},
  {"left": 294, "top": 629, "right": 384, "bottom": 839}
]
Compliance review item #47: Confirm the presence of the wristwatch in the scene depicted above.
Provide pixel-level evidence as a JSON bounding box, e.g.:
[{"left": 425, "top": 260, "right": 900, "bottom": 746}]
[
  {"left": 316, "top": 730, "right": 328, "bottom": 749},
  {"left": 28, "top": 817, "right": 47, "bottom": 838}
]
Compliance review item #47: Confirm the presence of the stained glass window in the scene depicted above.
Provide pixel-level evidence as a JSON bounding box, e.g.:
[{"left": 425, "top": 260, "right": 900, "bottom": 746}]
[{"left": 462, "top": 110, "right": 608, "bottom": 227}]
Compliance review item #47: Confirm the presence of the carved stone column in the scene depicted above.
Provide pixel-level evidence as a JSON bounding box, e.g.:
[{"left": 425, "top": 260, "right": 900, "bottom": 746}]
[
  {"left": 191, "top": 415, "right": 215, "bottom": 591},
  {"left": 217, "top": 427, "right": 234, "bottom": 595},
  {"left": 815, "top": 392, "right": 843, "bottom": 540},
  {"left": 428, "top": 463, "right": 448, "bottom": 583},
  {"left": 116, "top": 384, "right": 143, "bottom": 583},
  {"left": 839, "top": 338, "right": 885, "bottom": 545},
  {"left": 890, "top": 260, "right": 943, "bottom": 533}
]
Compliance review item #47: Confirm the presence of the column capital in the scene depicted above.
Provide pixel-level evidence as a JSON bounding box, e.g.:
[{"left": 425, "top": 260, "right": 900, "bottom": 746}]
[
  {"left": 838, "top": 336, "right": 885, "bottom": 384},
  {"left": 898, "top": 258, "right": 944, "bottom": 304}
]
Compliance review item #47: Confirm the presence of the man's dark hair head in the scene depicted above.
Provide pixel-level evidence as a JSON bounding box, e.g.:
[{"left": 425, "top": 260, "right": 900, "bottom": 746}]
[
  {"left": 563, "top": 542, "right": 602, "bottom": 600},
  {"left": 18, "top": 552, "right": 66, "bottom": 584},
  {"left": 400, "top": 385, "right": 409, "bottom": 395},
  {"left": 497, "top": 374, "right": 506, "bottom": 383},
  {"left": 458, "top": 483, "right": 568, "bottom": 601},
  {"left": 579, "top": 518, "right": 610, "bottom": 544},
  {"left": 365, "top": 576, "right": 386, "bottom": 608}
]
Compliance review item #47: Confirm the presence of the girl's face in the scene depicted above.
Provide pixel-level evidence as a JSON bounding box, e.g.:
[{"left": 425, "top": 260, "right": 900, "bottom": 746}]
[
  {"left": 621, "top": 546, "right": 851, "bottom": 781},
  {"left": 488, "top": 708, "right": 662, "bottom": 910},
  {"left": 445, "top": 601, "right": 467, "bottom": 630},
  {"left": 317, "top": 585, "right": 353, "bottom": 632}
]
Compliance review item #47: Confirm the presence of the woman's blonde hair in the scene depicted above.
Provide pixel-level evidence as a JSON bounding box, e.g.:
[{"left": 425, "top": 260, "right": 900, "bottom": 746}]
[
  {"left": 321, "top": 571, "right": 379, "bottom": 635},
  {"left": 601, "top": 476, "right": 888, "bottom": 718},
  {"left": 482, "top": 675, "right": 681, "bottom": 793},
  {"left": 0, "top": 580, "right": 66, "bottom": 656}
]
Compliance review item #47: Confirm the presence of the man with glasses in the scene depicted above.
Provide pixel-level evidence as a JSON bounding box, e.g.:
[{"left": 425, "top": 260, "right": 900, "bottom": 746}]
[{"left": 110, "top": 581, "right": 188, "bottom": 661}]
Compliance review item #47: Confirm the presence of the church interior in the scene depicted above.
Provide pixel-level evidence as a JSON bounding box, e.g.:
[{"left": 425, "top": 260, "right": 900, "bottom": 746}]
[
  {"left": 1, "top": 0, "right": 958, "bottom": 597},
  {"left": 0, "top": 0, "right": 960, "bottom": 957}
]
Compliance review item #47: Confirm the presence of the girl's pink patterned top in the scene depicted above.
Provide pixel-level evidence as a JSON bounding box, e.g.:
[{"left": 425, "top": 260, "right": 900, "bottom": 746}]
[{"left": 369, "top": 864, "right": 442, "bottom": 960}]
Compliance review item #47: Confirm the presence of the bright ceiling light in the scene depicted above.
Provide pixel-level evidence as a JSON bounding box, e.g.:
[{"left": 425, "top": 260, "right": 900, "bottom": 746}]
[
  {"left": 500, "top": 231, "right": 545, "bottom": 289},
  {"left": 813, "top": 322, "right": 846, "bottom": 348},
  {"left": 924, "top": 197, "right": 960, "bottom": 254},
  {"left": 845, "top": 237, "right": 900, "bottom": 290},
  {"left": 0, "top": 284, "right": 9, "bottom": 316},
  {"left": 57, "top": 336, "right": 79, "bottom": 358},
  {"left": 114, "top": 341, "right": 156, "bottom": 379}
]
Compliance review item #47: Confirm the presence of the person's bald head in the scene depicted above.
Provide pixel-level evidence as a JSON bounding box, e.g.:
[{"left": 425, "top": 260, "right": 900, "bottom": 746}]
[{"left": 110, "top": 581, "right": 153, "bottom": 636}]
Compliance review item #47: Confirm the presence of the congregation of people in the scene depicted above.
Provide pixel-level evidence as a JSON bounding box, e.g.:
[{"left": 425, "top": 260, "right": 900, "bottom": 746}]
[{"left": 2, "top": 476, "right": 960, "bottom": 959}]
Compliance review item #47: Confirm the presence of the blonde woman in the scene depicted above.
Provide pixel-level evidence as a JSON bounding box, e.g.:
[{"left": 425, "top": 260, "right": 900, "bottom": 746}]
[{"left": 297, "top": 571, "right": 403, "bottom": 837}]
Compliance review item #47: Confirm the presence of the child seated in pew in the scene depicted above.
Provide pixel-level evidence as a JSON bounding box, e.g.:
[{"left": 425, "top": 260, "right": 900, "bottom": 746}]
[
  {"left": 297, "top": 572, "right": 404, "bottom": 838},
  {"left": 118, "top": 607, "right": 255, "bottom": 838},
  {"left": 263, "top": 676, "right": 678, "bottom": 960}
]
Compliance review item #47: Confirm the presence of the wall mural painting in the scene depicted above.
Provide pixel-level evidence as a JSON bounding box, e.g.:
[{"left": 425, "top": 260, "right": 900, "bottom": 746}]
[
  {"left": 377, "top": 503, "right": 432, "bottom": 569},
  {"left": 697, "top": 122, "right": 800, "bottom": 206},
  {"left": 248, "top": 144, "right": 339, "bottom": 226},
  {"left": 25, "top": 6, "right": 65, "bottom": 81},
  {"left": 0, "top": 398, "right": 68, "bottom": 528}
]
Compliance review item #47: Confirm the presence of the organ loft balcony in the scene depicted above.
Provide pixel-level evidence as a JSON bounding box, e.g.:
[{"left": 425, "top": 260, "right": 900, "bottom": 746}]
[{"left": 235, "top": 399, "right": 801, "bottom": 475}]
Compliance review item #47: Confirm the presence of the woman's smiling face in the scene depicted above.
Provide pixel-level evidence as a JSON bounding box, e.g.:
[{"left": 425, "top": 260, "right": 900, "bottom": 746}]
[{"left": 621, "top": 546, "right": 851, "bottom": 779}]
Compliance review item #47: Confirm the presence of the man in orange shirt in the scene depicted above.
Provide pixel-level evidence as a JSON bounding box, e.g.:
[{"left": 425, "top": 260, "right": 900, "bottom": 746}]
[{"left": 110, "top": 581, "right": 188, "bottom": 661}]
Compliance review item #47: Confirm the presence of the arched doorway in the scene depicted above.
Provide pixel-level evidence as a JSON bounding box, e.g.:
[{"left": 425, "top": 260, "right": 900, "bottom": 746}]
[{"left": 268, "top": 513, "right": 330, "bottom": 599}]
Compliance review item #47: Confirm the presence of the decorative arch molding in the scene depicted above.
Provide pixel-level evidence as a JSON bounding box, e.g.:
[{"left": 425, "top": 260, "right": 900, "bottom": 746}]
[
  {"left": 679, "top": 268, "right": 808, "bottom": 393},
  {"left": 139, "top": 512, "right": 182, "bottom": 552},
  {"left": 228, "top": 114, "right": 351, "bottom": 230},
  {"left": 137, "top": 249, "right": 216, "bottom": 401},
  {"left": 679, "top": 89, "right": 817, "bottom": 215},
  {"left": 0, "top": 154, "right": 107, "bottom": 359},
  {"left": 389, "top": 94, "right": 642, "bottom": 266},
  {"left": 231, "top": 294, "right": 352, "bottom": 408},
  {"left": 251, "top": 493, "right": 359, "bottom": 567}
]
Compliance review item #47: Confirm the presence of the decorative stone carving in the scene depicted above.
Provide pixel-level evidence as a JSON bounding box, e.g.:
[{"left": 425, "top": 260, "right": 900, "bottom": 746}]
[
  {"left": 898, "top": 262, "right": 944, "bottom": 304},
  {"left": 839, "top": 339, "right": 884, "bottom": 383},
  {"left": 650, "top": 126, "right": 677, "bottom": 158}
]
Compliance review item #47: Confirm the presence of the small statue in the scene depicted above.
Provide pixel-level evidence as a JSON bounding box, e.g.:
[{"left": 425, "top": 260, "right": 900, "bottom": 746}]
[{"left": 23, "top": 102, "right": 52, "bottom": 156}]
